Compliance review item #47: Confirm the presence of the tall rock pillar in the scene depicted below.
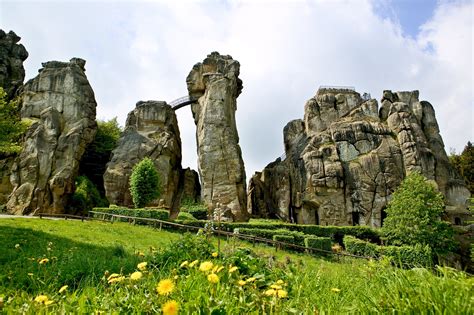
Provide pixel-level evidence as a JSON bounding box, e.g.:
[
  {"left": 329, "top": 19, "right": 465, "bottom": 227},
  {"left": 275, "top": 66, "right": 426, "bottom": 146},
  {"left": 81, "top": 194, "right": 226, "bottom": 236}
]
[
  {"left": 186, "top": 52, "right": 248, "bottom": 221},
  {"left": 6, "top": 58, "right": 97, "bottom": 215}
]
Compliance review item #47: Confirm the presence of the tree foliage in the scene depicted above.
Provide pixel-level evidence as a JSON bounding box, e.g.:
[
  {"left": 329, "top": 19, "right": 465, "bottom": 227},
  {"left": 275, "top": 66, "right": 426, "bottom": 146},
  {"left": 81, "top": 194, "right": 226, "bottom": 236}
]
[
  {"left": 129, "top": 157, "right": 161, "bottom": 208},
  {"left": 381, "top": 172, "right": 455, "bottom": 255},
  {"left": 70, "top": 176, "right": 108, "bottom": 214},
  {"left": 79, "top": 118, "right": 122, "bottom": 195},
  {"left": 0, "top": 87, "right": 29, "bottom": 156},
  {"left": 450, "top": 141, "right": 474, "bottom": 193}
]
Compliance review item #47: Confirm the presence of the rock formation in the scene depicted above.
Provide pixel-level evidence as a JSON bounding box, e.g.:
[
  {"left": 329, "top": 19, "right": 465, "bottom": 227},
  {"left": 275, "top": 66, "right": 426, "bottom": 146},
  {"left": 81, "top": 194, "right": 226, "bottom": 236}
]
[
  {"left": 0, "top": 30, "right": 28, "bottom": 100},
  {"left": 181, "top": 168, "right": 201, "bottom": 203},
  {"left": 187, "top": 52, "right": 248, "bottom": 221},
  {"left": 104, "top": 101, "right": 186, "bottom": 215},
  {"left": 249, "top": 87, "right": 470, "bottom": 227},
  {"left": 6, "top": 58, "right": 97, "bottom": 215}
]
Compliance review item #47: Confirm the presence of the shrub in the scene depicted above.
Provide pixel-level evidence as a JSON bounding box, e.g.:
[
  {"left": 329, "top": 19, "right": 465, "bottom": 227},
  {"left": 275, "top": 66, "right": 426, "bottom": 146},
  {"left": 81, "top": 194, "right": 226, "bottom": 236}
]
[
  {"left": 0, "top": 87, "right": 30, "bottom": 155},
  {"left": 180, "top": 200, "right": 208, "bottom": 220},
  {"left": 380, "top": 244, "right": 433, "bottom": 268},
  {"left": 91, "top": 207, "right": 169, "bottom": 222},
  {"left": 177, "top": 212, "right": 197, "bottom": 221},
  {"left": 273, "top": 235, "right": 295, "bottom": 249},
  {"left": 238, "top": 228, "right": 306, "bottom": 247},
  {"left": 382, "top": 172, "right": 456, "bottom": 255},
  {"left": 70, "top": 176, "right": 108, "bottom": 213},
  {"left": 304, "top": 236, "right": 332, "bottom": 254},
  {"left": 129, "top": 157, "right": 161, "bottom": 208},
  {"left": 343, "top": 235, "right": 379, "bottom": 258}
]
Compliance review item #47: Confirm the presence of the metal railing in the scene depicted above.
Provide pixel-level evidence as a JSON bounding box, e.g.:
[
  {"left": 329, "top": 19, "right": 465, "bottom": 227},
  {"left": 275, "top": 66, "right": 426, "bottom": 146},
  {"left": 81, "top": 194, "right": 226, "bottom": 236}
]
[
  {"left": 319, "top": 85, "right": 355, "bottom": 91},
  {"left": 169, "top": 95, "right": 197, "bottom": 110}
]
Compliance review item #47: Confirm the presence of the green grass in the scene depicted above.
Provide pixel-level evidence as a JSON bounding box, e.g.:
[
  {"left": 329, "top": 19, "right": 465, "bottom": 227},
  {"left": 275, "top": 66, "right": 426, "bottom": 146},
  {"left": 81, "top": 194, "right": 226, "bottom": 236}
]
[{"left": 0, "top": 218, "right": 472, "bottom": 314}]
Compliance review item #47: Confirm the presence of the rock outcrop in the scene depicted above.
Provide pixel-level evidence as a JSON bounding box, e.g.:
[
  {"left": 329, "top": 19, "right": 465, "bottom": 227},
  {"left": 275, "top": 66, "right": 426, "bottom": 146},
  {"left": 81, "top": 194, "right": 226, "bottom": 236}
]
[
  {"left": 104, "top": 101, "right": 183, "bottom": 214},
  {"left": 0, "top": 30, "right": 28, "bottom": 100},
  {"left": 181, "top": 168, "right": 201, "bottom": 203},
  {"left": 6, "top": 58, "right": 97, "bottom": 214},
  {"left": 187, "top": 52, "right": 248, "bottom": 221},
  {"left": 249, "top": 87, "right": 470, "bottom": 227}
]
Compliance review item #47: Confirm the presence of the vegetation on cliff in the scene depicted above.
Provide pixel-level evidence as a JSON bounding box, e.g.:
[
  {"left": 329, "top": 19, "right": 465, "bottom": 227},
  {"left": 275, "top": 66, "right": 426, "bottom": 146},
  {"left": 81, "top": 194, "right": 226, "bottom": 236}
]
[{"left": 0, "top": 87, "right": 29, "bottom": 156}]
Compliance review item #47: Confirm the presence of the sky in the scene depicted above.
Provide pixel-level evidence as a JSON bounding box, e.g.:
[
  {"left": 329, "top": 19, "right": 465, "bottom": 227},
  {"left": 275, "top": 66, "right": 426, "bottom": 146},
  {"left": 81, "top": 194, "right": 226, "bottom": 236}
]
[{"left": 1, "top": 0, "right": 473, "bottom": 181}]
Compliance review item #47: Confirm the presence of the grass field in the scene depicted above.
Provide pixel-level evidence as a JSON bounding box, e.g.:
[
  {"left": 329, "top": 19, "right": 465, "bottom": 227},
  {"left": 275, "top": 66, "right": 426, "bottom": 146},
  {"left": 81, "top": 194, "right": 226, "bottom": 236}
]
[{"left": 0, "top": 218, "right": 472, "bottom": 314}]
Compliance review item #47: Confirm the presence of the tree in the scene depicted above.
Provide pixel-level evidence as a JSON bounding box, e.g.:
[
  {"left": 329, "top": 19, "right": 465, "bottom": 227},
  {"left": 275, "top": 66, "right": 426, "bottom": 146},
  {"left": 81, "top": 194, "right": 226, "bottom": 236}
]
[
  {"left": 69, "top": 175, "right": 108, "bottom": 214},
  {"left": 79, "top": 118, "right": 122, "bottom": 195},
  {"left": 129, "top": 157, "right": 161, "bottom": 208},
  {"left": 0, "top": 87, "right": 29, "bottom": 156},
  {"left": 381, "top": 172, "right": 455, "bottom": 255},
  {"left": 450, "top": 142, "right": 474, "bottom": 193}
]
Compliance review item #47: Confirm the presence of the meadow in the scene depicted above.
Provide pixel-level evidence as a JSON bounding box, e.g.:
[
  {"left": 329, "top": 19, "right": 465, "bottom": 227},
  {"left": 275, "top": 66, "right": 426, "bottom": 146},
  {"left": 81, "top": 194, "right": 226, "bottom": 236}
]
[{"left": 0, "top": 218, "right": 472, "bottom": 314}]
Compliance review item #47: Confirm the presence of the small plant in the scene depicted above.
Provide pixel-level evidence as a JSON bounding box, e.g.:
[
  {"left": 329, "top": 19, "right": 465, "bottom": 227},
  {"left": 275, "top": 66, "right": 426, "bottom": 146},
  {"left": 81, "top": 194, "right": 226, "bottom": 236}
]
[{"left": 129, "top": 157, "right": 161, "bottom": 208}]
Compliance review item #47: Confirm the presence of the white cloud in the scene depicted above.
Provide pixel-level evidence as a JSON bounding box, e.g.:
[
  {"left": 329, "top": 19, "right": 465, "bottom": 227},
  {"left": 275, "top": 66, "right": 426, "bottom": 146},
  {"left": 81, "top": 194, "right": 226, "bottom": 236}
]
[{"left": 0, "top": 0, "right": 472, "bottom": 182}]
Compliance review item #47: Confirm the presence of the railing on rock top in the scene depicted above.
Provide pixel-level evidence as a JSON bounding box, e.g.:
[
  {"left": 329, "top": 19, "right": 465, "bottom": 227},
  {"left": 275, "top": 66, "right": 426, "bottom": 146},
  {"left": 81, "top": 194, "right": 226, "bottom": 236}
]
[{"left": 169, "top": 95, "right": 198, "bottom": 110}]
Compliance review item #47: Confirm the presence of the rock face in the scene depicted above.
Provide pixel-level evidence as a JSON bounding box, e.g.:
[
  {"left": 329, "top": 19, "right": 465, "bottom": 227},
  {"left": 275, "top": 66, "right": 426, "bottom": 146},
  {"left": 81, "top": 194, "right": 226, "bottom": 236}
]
[
  {"left": 6, "top": 58, "right": 97, "bottom": 214},
  {"left": 0, "top": 30, "right": 28, "bottom": 100},
  {"left": 181, "top": 168, "right": 201, "bottom": 203},
  {"left": 249, "top": 88, "right": 470, "bottom": 227},
  {"left": 104, "top": 101, "right": 183, "bottom": 214},
  {"left": 187, "top": 52, "right": 248, "bottom": 221}
]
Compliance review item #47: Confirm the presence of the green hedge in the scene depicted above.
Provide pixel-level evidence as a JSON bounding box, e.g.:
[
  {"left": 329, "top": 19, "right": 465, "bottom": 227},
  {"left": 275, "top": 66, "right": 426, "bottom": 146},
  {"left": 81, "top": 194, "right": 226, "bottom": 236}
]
[
  {"left": 176, "top": 220, "right": 380, "bottom": 244},
  {"left": 177, "top": 212, "right": 197, "bottom": 221},
  {"left": 187, "top": 208, "right": 208, "bottom": 220},
  {"left": 304, "top": 236, "right": 332, "bottom": 254},
  {"left": 343, "top": 235, "right": 379, "bottom": 257},
  {"left": 344, "top": 235, "right": 433, "bottom": 267},
  {"left": 92, "top": 207, "right": 169, "bottom": 222},
  {"left": 273, "top": 235, "right": 295, "bottom": 249},
  {"left": 238, "top": 228, "right": 307, "bottom": 246}
]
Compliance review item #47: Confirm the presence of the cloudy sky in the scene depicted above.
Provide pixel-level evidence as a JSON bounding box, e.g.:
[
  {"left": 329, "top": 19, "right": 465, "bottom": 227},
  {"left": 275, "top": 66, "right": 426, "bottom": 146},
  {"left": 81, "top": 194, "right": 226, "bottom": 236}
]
[{"left": 1, "top": 0, "right": 473, "bottom": 180}]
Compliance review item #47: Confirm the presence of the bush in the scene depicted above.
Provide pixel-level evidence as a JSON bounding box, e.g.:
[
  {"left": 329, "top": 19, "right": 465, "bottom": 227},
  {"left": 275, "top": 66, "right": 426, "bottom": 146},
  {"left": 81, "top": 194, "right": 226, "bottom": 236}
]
[
  {"left": 304, "top": 236, "right": 332, "bottom": 254},
  {"left": 273, "top": 234, "right": 295, "bottom": 249},
  {"left": 382, "top": 172, "right": 455, "bottom": 255},
  {"left": 180, "top": 201, "right": 208, "bottom": 220},
  {"left": 129, "top": 157, "right": 161, "bottom": 208},
  {"left": 238, "top": 228, "right": 306, "bottom": 246},
  {"left": 177, "top": 212, "right": 197, "bottom": 221},
  {"left": 70, "top": 176, "right": 108, "bottom": 213},
  {"left": 343, "top": 235, "right": 379, "bottom": 258},
  {"left": 91, "top": 207, "right": 169, "bottom": 222}
]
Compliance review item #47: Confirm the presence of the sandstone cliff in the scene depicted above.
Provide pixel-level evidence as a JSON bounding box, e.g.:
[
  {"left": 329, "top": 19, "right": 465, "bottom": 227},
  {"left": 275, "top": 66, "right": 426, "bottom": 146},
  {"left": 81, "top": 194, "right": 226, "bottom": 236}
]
[
  {"left": 187, "top": 52, "right": 248, "bottom": 221},
  {"left": 0, "top": 30, "right": 28, "bottom": 100},
  {"left": 249, "top": 88, "right": 470, "bottom": 227},
  {"left": 6, "top": 58, "right": 97, "bottom": 215},
  {"left": 104, "top": 101, "right": 200, "bottom": 216}
]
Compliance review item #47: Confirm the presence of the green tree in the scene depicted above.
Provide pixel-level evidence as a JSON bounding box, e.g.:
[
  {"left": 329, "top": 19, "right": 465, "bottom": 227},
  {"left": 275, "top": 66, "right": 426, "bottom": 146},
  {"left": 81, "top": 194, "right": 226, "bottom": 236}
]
[
  {"left": 0, "top": 87, "right": 29, "bottom": 156},
  {"left": 69, "top": 176, "right": 108, "bottom": 214},
  {"left": 450, "top": 142, "right": 474, "bottom": 194},
  {"left": 79, "top": 118, "right": 122, "bottom": 195},
  {"left": 382, "top": 172, "right": 455, "bottom": 255},
  {"left": 129, "top": 157, "right": 161, "bottom": 208}
]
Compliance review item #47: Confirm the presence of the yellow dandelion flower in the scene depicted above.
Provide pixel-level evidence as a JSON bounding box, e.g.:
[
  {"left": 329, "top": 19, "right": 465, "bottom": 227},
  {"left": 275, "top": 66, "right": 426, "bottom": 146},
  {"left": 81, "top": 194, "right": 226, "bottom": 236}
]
[
  {"left": 276, "top": 280, "right": 285, "bottom": 285},
  {"left": 216, "top": 266, "right": 224, "bottom": 273},
  {"left": 58, "top": 285, "right": 68, "bottom": 294},
  {"left": 162, "top": 300, "right": 179, "bottom": 315},
  {"left": 108, "top": 276, "right": 125, "bottom": 284},
  {"left": 331, "top": 288, "right": 341, "bottom": 293},
  {"left": 228, "top": 266, "right": 238, "bottom": 273},
  {"left": 34, "top": 295, "right": 49, "bottom": 303},
  {"left": 264, "top": 289, "right": 276, "bottom": 296},
  {"left": 189, "top": 260, "right": 199, "bottom": 268},
  {"left": 199, "top": 261, "right": 213, "bottom": 272},
  {"left": 38, "top": 258, "right": 49, "bottom": 265},
  {"left": 212, "top": 252, "right": 218, "bottom": 257},
  {"left": 207, "top": 273, "right": 219, "bottom": 284},
  {"left": 246, "top": 277, "right": 256, "bottom": 283},
  {"left": 277, "top": 289, "right": 288, "bottom": 298},
  {"left": 157, "top": 279, "right": 175, "bottom": 295},
  {"left": 44, "top": 300, "right": 54, "bottom": 306},
  {"left": 180, "top": 260, "right": 189, "bottom": 268},
  {"left": 130, "top": 271, "right": 143, "bottom": 281},
  {"left": 270, "top": 284, "right": 282, "bottom": 290},
  {"left": 238, "top": 280, "right": 246, "bottom": 286},
  {"left": 107, "top": 273, "right": 120, "bottom": 281},
  {"left": 137, "top": 262, "right": 147, "bottom": 271}
]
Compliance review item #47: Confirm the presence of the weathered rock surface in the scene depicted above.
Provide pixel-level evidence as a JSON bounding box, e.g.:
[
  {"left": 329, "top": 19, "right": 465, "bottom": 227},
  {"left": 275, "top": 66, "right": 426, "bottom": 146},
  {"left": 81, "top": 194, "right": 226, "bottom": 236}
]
[
  {"left": 6, "top": 58, "right": 97, "bottom": 214},
  {"left": 187, "top": 52, "right": 248, "bottom": 221},
  {"left": 0, "top": 30, "right": 28, "bottom": 100},
  {"left": 181, "top": 168, "right": 201, "bottom": 203},
  {"left": 104, "top": 101, "right": 183, "bottom": 213},
  {"left": 249, "top": 88, "right": 470, "bottom": 227}
]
